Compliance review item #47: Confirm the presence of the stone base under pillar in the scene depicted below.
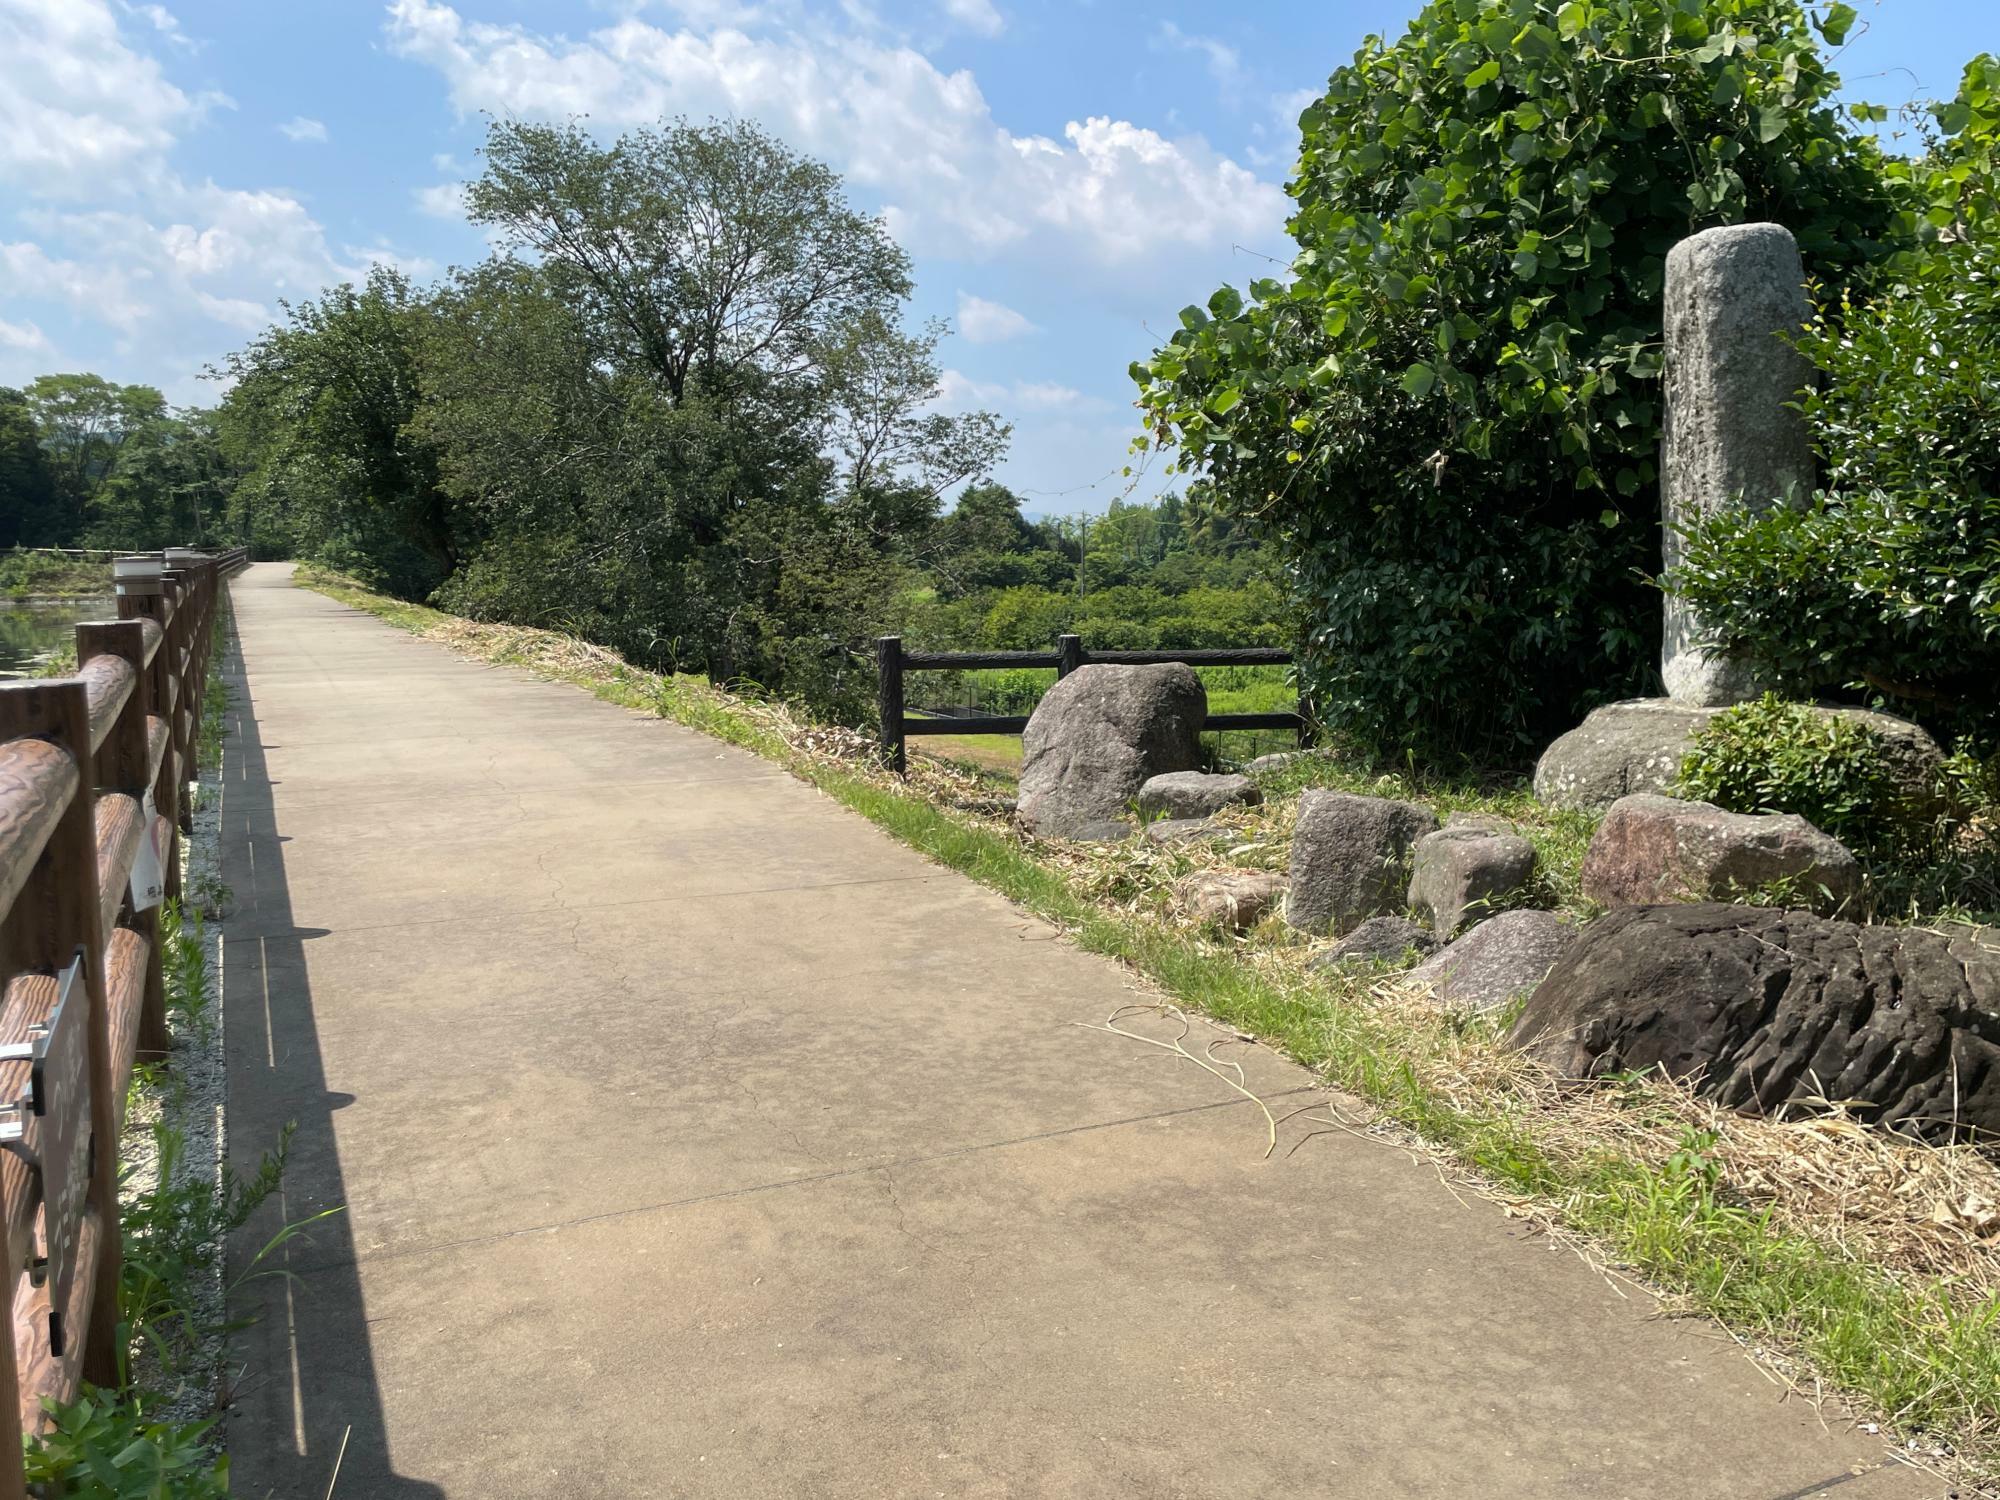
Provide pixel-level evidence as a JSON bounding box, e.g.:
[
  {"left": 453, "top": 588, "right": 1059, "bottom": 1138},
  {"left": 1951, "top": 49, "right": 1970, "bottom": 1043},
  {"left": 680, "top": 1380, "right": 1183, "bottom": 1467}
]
[
  {"left": 1533, "top": 698, "right": 1946, "bottom": 812},
  {"left": 1659, "top": 649, "right": 1771, "bottom": 709}
]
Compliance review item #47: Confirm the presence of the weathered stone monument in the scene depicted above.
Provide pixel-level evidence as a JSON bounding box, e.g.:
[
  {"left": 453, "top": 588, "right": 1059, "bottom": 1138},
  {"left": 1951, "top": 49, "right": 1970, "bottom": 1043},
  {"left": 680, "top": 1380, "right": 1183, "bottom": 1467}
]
[
  {"left": 1658, "top": 222, "right": 1816, "bottom": 703},
  {"left": 1537, "top": 222, "right": 1871, "bottom": 808}
]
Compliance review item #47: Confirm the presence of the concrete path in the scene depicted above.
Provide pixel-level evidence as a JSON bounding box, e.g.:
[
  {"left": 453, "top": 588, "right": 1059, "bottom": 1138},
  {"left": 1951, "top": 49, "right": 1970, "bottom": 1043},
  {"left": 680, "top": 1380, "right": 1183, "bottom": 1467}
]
[{"left": 218, "top": 563, "right": 1934, "bottom": 1499}]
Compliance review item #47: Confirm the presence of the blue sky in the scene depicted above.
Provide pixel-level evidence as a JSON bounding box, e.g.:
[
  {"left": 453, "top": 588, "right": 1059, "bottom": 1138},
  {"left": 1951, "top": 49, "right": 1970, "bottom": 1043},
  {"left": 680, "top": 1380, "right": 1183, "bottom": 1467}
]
[{"left": 0, "top": 0, "right": 1988, "bottom": 516}]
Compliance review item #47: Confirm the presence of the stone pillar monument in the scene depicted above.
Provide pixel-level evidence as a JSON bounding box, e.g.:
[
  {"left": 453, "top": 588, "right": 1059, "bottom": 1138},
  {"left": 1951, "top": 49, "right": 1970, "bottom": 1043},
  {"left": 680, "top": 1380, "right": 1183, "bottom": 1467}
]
[{"left": 1658, "top": 222, "right": 1815, "bottom": 705}]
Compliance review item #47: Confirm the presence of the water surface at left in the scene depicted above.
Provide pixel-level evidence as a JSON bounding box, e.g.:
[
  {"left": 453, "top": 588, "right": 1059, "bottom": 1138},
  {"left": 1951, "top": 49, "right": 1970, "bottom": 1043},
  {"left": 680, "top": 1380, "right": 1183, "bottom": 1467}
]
[{"left": 0, "top": 599, "right": 116, "bottom": 679}]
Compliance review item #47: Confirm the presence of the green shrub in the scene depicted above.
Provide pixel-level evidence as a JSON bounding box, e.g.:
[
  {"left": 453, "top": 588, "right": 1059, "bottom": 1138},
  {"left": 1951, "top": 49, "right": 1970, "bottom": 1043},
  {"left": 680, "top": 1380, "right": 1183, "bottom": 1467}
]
[
  {"left": 23, "top": 1391, "right": 227, "bottom": 1499},
  {"left": 1135, "top": 0, "right": 1919, "bottom": 761},
  {"left": 1678, "top": 699, "right": 2000, "bottom": 920}
]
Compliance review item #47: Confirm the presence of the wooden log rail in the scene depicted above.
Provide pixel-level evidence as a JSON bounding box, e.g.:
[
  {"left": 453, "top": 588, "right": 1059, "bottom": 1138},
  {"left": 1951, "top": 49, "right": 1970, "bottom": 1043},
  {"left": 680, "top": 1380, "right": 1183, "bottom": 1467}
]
[
  {"left": 874, "top": 633, "right": 1308, "bottom": 775},
  {"left": 0, "top": 545, "right": 244, "bottom": 1496}
]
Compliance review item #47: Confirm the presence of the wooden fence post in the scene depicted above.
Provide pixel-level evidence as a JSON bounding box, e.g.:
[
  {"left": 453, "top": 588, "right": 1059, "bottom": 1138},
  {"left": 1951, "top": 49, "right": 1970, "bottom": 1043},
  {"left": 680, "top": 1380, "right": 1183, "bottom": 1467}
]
[
  {"left": 116, "top": 560, "right": 181, "bottom": 904},
  {"left": 159, "top": 571, "right": 196, "bottom": 835},
  {"left": 1055, "top": 634, "right": 1084, "bottom": 679},
  {"left": 77, "top": 622, "right": 169, "bottom": 1060},
  {"left": 875, "top": 636, "right": 905, "bottom": 775},
  {"left": 0, "top": 681, "right": 127, "bottom": 1392}
]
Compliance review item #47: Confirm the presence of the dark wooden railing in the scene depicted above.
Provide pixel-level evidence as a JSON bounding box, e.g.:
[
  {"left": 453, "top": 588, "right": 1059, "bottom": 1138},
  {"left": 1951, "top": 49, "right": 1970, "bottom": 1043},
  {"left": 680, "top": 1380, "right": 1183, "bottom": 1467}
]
[
  {"left": 0, "top": 546, "right": 244, "bottom": 1495},
  {"left": 874, "top": 633, "right": 1307, "bottom": 774}
]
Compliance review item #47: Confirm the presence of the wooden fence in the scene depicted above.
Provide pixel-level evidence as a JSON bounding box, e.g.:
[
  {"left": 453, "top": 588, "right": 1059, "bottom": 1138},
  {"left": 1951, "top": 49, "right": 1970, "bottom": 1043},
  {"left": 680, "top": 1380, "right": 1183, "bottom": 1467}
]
[
  {"left": 0, "top": 545, "right": 245, "bottom": 1494},
  {"left": 874, "top": 633, "right": 1306, "bottom": 775}
]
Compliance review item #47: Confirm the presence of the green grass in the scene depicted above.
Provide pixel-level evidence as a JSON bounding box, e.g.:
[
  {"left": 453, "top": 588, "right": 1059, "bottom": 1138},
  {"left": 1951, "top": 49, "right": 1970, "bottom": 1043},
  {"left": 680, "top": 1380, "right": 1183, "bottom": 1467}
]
[
  {"left": 0, "top": 551, "right": 110, "bottom": 599},
  {"left": 293, "top": 565, "right": 2000, "bottom": 1482}
]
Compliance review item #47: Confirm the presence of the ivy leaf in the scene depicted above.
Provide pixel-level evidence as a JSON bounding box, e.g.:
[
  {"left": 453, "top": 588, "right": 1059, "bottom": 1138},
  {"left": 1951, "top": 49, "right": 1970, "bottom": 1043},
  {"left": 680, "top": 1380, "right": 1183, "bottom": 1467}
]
[
  {"left": 1208, "top": 286, "right": 1244, "bottom": 319},
  {"left": 1816, "top": 2, "right": 1857, "bottom": 46},
  {"left": 1401, "top": 362, "right": 1437, "bottom": 398},
  {"left": 1466, "top": 59, "right": 1501, "bottom": 89},
  {"left": 1756, "top": 106, "right": 1790, "bottom": 143},
  {"left": 1599, "top": 508, "right": 1622, "bottom": 528},
  {"left": 1208, "top": 386, "right": 1243, "bottom": 415}
]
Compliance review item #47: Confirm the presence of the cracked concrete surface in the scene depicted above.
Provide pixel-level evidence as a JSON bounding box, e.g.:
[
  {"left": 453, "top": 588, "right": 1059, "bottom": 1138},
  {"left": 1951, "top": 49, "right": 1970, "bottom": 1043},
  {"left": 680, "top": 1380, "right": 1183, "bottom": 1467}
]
[{"left": 218, "top": 565, "right": 1938, "bottom": 1499}]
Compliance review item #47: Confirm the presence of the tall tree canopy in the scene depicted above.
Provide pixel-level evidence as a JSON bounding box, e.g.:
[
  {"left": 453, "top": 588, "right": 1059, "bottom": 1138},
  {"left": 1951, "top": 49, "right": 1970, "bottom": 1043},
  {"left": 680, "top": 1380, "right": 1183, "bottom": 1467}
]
[{"left": 215, "top": 116, "right": 1006, "bottom": 719}]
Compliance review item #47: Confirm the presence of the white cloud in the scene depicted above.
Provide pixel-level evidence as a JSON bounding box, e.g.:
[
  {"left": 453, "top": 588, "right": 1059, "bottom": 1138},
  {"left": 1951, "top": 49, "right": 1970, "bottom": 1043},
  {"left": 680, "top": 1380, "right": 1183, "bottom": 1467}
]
[
  {"left": 1011, "top": 379, "right": 1089, "bottom": 410},
  {"left": 955, "top": 290, "right": 1033, "bottom": 343},
  {"left": 1153, "top": 21, "right": 1243, "bottom": 92},
  {"left": 382, "top": 0, "right": 1289, "bottom": 292},
  {"left": 414, "top": 181, "right": 469, "bottom": 219},
  {"left": 1247, "top": 87, "right": 1318, "bottom": 170},
  {"left": 0, "top": 239, "right": 148, "bottom": 329},
  {"left": 123, "top": 2, "right": 194, "bottom": 49},
  {"left": 0, "top": 0, "right": 204, "bottom": 193},
  {"left": 194, "top": 291, "right": 268, "bottom": 330},
  {"left": 278, "top": 115, "right": 329, "bottom": 143},
  {"left": 937, "top": 369, "right": 1103, "bottom": 414},
  {"left": 939, "top": 0, "right": 1002, "bottom": 37},
  {"left": 0, "top": 317, "right": 52, "bottom": 353}
]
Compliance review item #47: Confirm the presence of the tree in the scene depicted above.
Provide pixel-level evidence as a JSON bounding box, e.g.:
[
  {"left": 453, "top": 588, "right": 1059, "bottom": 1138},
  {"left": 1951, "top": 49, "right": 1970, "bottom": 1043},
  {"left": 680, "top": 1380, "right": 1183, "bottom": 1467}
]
[
  {"left": 1134, "top": 0, "right": 1916, "bottom": 761},
  {"left": 0, "top": 387, "right": 62, "bottom": 547},
  {"left": 90, "top": 409, "right": 238, "bottom": 549},
  {"left": 20, "top": 374, "right": 167, "bottom": 540},
  {"left": 217, "top": 267, "right": 450, "bottom": 596},
  {"left": 466, "top": 118, "right": 914, "bottom": 407}
]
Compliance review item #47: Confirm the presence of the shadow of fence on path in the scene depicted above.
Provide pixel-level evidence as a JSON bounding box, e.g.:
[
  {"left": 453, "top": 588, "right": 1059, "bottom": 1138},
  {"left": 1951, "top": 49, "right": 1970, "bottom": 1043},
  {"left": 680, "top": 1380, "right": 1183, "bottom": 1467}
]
[{"left": 217, "top": 609, "right": 445, "bottom": 1500}]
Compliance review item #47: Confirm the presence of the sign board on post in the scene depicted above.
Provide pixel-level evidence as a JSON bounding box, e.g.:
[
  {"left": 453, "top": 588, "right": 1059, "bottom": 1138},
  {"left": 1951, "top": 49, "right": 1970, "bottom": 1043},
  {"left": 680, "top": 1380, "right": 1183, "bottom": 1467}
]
[
  {"left": 128, "top": 789, "right": 166, "bottom": 913},
  {"left": 34, "top": 952, "right": 93, "bottom": 1357}
]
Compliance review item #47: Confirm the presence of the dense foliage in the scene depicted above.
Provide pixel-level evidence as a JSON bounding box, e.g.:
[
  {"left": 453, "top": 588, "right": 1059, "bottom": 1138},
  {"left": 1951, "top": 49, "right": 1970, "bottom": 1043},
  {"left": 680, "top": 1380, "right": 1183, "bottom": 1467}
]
[
  {"left": 1134, "top": 0, "right": 1920, "bottom": 762},
  {"left": 1675, "top": 695, "right": 1933, "bottom": 861},
  {"left": 1672, "top": 57, "right": 2000, "bottom": 748},
  {"left": 902, "top": 487, "right": 1285, "bottom": 653},
  {"left": 0, "top": 375, "right": 232, "bottom": 551}
]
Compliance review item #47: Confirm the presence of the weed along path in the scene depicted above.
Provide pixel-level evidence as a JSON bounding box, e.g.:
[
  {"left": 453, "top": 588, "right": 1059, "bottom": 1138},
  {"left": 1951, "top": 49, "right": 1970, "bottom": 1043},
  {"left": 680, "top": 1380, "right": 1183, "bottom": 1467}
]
[{"left": 215, "top": 563, "right": 1931, "bottom": 1500}]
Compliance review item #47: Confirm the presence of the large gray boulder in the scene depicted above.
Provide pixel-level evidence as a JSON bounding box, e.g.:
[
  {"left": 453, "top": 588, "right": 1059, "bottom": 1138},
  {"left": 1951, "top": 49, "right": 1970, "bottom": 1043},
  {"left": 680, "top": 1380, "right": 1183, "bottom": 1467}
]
[
  {"left": 1175, "top": 869, "right": 1286, "bottom": 932},
  {"left": 1286, "top": 791, "right": 1438, "bottom": 935},
  {"left": 1405, "top": 910, "right": 1574, "bottom": 1012},
  {"left": 1138, "top": 771, "right": 1259, "bottom": 821},
  {"left": 1580, "top": 793, "right": 1862, "bottom": 913},
  {"left": 1407, "top": 826, "right": 1537, "bottom": 937},
  {"left": 1535, "top": 698, "right": 1945, "bottom": 813},
  {"left": 1659, "top": 223, "right": 1815, "bottom": 705},
  {"left": 1534, "top": 699, "right": 1715, "bottom": 810},
  {"left": 1016, "top": 664, "right": 1204, "bottom": 839},
  {"left": 1311, "top": 915, "right": 1439, "bottom": 972},
  {"left": 1511, "top": 904, "right": 2000, "bottom": 1143}
]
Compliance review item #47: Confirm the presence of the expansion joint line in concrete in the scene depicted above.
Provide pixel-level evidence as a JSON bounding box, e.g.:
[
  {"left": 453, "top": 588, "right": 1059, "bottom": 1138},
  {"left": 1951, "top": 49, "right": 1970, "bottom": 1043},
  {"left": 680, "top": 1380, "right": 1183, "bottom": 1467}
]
[{"left": 299, "top": 1086, "right": 1323, "bottom": 1277}]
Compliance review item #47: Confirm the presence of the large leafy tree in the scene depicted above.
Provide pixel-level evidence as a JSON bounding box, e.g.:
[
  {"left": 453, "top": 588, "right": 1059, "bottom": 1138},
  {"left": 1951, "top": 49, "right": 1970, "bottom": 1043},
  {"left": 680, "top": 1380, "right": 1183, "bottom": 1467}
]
[
  {"left": 0, "top": 388, "right": 62, "bottom": 547},
  {"left": 217, "top": 267, "right": 451, "bottom": 595},
  {"left": 19, "top": 374, "right": 168, "bottom": 540},
  {"left": 466, "top": 118, "right": 915, "bottom": 408},
  {"left": 1135, "top": 0, "right": 1915, "bottom": 761},
  {"left": 401, "top": 117, "right": 1004, "bottom": 716}
]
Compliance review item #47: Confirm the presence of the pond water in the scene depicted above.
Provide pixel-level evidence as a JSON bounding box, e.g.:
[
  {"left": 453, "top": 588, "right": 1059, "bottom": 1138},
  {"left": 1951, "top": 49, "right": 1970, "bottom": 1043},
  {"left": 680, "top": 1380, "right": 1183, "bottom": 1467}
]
[{"left": 0, "top": 599, "right": 117, "bottom": 679}]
